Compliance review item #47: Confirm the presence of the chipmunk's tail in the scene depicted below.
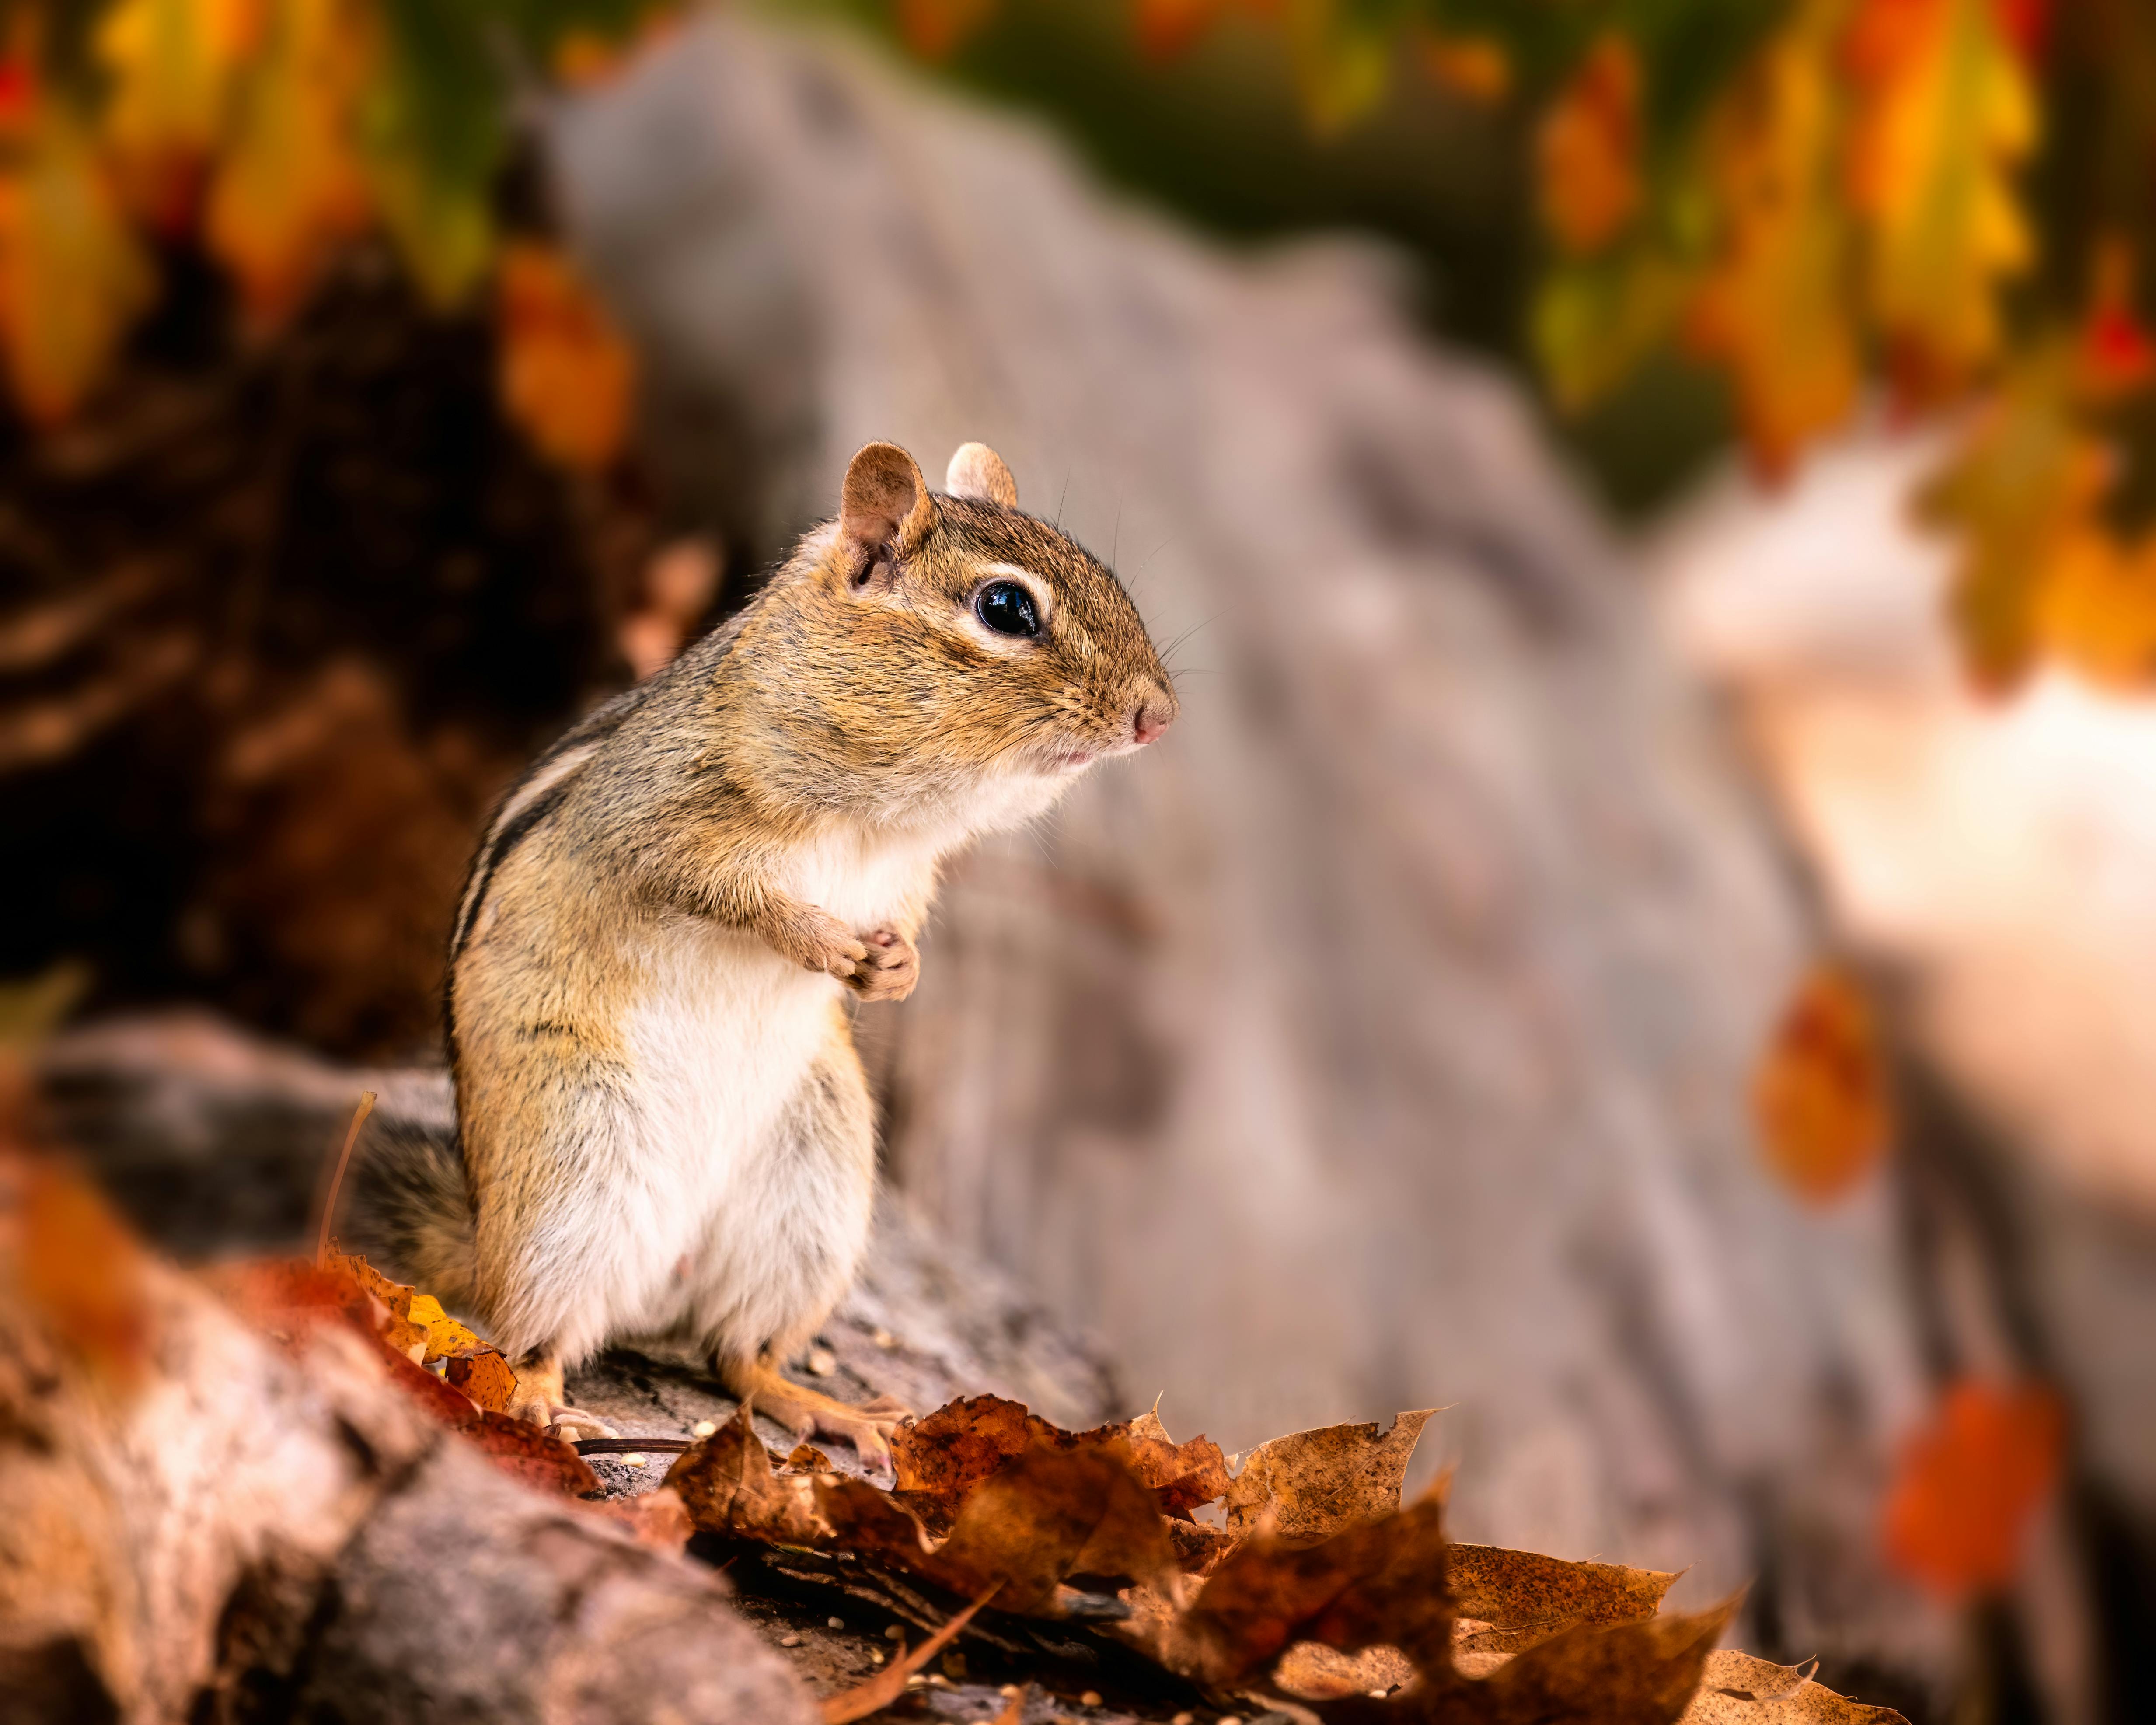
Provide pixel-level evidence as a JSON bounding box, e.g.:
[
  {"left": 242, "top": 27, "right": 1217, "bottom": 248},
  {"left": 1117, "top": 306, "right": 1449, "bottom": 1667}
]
[{"left": 345, "top": 1115, "right": 478, "bottom": 1312}]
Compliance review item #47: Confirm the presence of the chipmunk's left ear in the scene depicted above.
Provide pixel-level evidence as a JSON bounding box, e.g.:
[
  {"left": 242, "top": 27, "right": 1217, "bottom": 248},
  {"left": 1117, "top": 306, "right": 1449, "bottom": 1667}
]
[
  {"left": 839, "top": 442, "right": 937, "bottom": 589},
  {"left": 945, "top": 442, "right": 1017, "bottom": 508}
]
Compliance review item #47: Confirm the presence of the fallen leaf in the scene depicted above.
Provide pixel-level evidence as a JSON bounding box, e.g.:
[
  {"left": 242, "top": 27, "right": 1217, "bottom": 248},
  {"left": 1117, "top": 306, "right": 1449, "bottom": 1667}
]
[
  {"left": 932, "top": 1446, "right": 1177, "bottom": 1614},
  {"left": 1882, "top": 1377, "right": 2065, "bottom": 1597},
  {"left": 1753, "top": 964, "right": 1892, "bottom": 1204},
  {"left": 462, "top": 1406, "right": 600, "bottom": 1496},
  {"left": 1317, "top": 1594, "right": 1741, "bottom": 1725},
  {"left": 1156, "top": 1493, "right": 1452, "bottom": 1686},
  {"left": 1685, "top": 0, "right": 1862, "bottom": 477},
  {"left": 1538, "top": 35, "right": 1644, "bottom": 256},
  {"left": 892, "top": 1393, "right": 1233, "bottom": 1529},
  {"left": 443, "top": 1346, "right": 517, "bottom": 1414},
  {"left": 496, "top": 239, "right": 635, "bottom": 472},
  {"left": 1447, "top": 1542, "right": 1678, "bottom": 1668},
  {"left": 1222, "top": 1409, "right": 1436, "bottom": 1542},
  {"left": 2076, "top": 238, "right": 2156, "bottom": 396},
  {"left": 1681, "top": 1649, "right": 1909, "bottom": 1721},
  {"left": 1842, "top": 0, "right": 2037, "bottom": 399}
]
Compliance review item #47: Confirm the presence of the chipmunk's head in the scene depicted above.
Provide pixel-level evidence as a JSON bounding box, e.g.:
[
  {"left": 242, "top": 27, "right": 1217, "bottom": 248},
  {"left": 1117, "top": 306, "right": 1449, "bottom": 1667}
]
[{"left": 749, "top": 440, "right": 1177, "bottom": 824}]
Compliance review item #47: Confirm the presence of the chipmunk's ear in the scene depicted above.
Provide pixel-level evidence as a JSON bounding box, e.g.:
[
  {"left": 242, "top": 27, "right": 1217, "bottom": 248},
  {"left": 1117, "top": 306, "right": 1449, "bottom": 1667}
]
[
  {"left": 839, "top": 442, "right": 936, "bottom": 589},
  {"left": 945, "top": 441, "right": 1017, "bottom": 508}
]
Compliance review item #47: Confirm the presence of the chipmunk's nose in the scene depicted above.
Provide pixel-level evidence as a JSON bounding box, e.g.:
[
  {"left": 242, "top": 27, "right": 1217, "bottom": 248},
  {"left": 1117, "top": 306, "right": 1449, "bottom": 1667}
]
[{"left": 1131, "top": 683, "right": 1178, "bottom": 747}]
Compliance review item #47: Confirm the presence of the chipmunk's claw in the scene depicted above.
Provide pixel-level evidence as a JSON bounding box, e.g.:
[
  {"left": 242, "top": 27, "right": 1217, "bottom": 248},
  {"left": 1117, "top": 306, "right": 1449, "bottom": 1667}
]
[{"left": 841, "top": 928, "right": 918, "bottom": 1002}]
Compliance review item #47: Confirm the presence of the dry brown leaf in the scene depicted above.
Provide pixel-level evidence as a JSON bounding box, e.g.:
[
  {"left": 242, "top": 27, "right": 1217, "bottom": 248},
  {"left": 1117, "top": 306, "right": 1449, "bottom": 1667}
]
[
  {"left": 932, "top": 1446, "right": 1177, "bottom": 1614},
  {"left": 586, "top": 1488, "right": 694, "bottom": 1550},
  {"left": 1447, "top": 1541, "right": 1678, "bottom": 1666},
  {"left": 1122, "top": 1404, "right": 1235, "bottom": 1519},
  {"left": 892, "top": 1392, "right": 1232, "bottom": 1528},
  {"left": 1144, "top": 1494, "right": 1451, "bottom": 1687},
  {"left": 1681, "top": 1650, "right": 1908, "bottom": 1722},
  {"left": 1317, "top": 1594, "right": 1741, "bottom": 1725},
  {"left": 1222, "top": 1409, "right": 1436, "bottom": 1542}
]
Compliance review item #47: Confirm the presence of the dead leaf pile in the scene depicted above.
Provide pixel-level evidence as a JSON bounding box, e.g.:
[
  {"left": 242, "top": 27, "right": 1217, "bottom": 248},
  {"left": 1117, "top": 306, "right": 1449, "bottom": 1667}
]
[{"left": 664, "top": 1393, "right": 1906, "bottom": 1724}]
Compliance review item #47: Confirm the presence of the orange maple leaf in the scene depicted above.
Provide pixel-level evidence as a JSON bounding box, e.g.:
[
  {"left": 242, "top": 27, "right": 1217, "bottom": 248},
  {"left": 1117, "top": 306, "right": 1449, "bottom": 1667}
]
[
  {"left": 1537, "top": 34, "right": 1644, "bottom": 257},
  {"left": 1752, "top": 963, "right": 1893, "bottom": 1205},
  {"left": 205, "top": 0, "right": 374, "bottom": 329},
  {"left": 496, "top": 241, "right": 636, "bottom": 474},
  {"left": 1883, "top": 1379, "right": 2065, "bottom": 1598},
  {"left": 1843, "top": 0, "right": 2037, "bottom": 400},
  {"left": 1685, "top": 0, "right": 1863, "bottom": 478}
]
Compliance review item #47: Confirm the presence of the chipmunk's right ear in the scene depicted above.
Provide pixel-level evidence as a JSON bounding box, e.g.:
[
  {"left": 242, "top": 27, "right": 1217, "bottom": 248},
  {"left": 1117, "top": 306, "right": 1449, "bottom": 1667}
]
[{"left": 839, "top": 442, "right": 935, "bottom": 590}]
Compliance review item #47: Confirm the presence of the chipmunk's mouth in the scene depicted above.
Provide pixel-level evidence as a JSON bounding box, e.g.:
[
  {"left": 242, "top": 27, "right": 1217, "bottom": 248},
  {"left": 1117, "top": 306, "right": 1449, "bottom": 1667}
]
[{"left": 1038, "top": 745, "right": 1098, "bottom": 772}]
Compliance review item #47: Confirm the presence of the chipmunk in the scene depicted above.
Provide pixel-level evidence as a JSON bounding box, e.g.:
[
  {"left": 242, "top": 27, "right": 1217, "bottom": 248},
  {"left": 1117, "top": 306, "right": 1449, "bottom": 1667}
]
[{"left": 355, "top": 441, "right": 1176, "bottom": 1466}]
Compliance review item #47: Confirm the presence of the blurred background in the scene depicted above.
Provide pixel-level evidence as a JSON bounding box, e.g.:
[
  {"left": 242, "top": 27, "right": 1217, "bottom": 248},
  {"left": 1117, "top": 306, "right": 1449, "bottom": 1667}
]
[{"left": 3, "top": 1, "right": 2154, "bottom": 1719}]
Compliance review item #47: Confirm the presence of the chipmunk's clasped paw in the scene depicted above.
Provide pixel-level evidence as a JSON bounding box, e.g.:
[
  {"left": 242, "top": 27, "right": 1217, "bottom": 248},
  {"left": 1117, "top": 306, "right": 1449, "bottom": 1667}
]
[{"left": 840, "top": 927, "right": 918, "bottom": 1002}]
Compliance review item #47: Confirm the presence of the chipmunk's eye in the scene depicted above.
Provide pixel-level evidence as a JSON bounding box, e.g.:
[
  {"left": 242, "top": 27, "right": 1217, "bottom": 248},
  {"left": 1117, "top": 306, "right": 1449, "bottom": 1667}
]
[{"left": 975, "top": 580, "right": 1040, "bottom": 639}]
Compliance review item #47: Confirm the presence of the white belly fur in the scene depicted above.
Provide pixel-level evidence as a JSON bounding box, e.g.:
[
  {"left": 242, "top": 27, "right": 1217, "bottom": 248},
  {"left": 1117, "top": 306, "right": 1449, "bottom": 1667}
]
[{"left": 601, "top": 825, "right": 940, "bottom": 1354}]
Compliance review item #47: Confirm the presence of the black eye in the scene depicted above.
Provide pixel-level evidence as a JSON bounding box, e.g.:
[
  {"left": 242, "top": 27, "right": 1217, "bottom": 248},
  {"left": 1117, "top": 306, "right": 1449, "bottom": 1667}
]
[{"left": 975, "top": 580, "right": 1040, "bottom": 639}]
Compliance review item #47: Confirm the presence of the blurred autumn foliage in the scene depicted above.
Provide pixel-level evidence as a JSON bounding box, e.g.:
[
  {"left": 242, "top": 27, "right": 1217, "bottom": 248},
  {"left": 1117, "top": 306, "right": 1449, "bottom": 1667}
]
[
  {"left": 878, "top": 0, "right": 2156, "bottom": 691},
  {"left": 0, "top": 0, "right": 645, "bottom": 468}
]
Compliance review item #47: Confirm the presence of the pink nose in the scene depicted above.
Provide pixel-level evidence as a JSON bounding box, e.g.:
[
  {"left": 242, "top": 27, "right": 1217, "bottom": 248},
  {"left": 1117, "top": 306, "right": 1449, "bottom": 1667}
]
[{"left": 1132, "top": 694, "right": 1176, "bottom": 746}]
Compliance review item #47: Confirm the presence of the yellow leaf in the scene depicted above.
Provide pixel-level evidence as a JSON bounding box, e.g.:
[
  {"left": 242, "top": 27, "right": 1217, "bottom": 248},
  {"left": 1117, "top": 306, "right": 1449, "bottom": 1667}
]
[
  {"left": 0, "top": 102, "right": 156, "bottom": 421},
  {"left": 1281, "top": 0, "right": 1394, "bottom": 134},
  {"left": 1684, "top": 0, "right": 1862, "bottom": 477},
  {"left": 205, "top": 0, "right": 373, "bottom": 328},
  {"left": 2032, "top": 527, "right": 2156, "bottom": 689},
  {"left": 96, "top": 0, "right": 260, "bottom": 230},
  {"left": 497, "top": 240, "right": 635, "bottom": 472},
  {"left": 1753, "top": 963, "right": 1892, "bottom": 1205},
  {"left": 1537, "top": 34, "right": 1644, "bottom": 257},
  {"left": 1843, "top": 0, "right": 2037, "bottom": 399},
  {"left": 1920, "top": 345, "right": 2111, "bottom": 690}
]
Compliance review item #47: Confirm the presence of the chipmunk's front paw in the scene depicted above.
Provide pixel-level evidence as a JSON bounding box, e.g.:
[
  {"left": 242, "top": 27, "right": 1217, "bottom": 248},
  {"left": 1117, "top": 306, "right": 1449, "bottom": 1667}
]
[{"left": 841, "top": 928, "right": 918, "bottom": 1002}]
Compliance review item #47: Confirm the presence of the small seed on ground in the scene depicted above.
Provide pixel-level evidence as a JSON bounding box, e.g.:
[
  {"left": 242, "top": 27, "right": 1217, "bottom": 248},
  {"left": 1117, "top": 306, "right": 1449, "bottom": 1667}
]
[
  {"left": 692, "top": 1420, "right": 718, "bottom": 1438},
  {"left": 827, "top": 1617, "right": 844, "bottom": 1630},
  {"left": 871, "top": 1327, "right": 896, "bottom": 1349},
  {"left": 778, "top": 1635, "right": 800, "bottom": 1648},
  {"left": 1001, "top": 1685, "right": 1023, "bottom": 1699},
  {"left": 1171, "top": 1715, "right": 1194, "bottom": 1725},
  {"left": 1080, "top": 1691, "right": 1102, "bottom": 1708},
  {"left": 805, "top": 1344, "right": 837, "bottom": 1376},
  {"left": 620, "top": 1453, "right": 645, "bottom": 1467},
  {"left": 883, "top": 1624, "right": 904, "bottom": 1640},
  {"left": 869, "top": 1652, "right": 884, "bottom": 1667}
]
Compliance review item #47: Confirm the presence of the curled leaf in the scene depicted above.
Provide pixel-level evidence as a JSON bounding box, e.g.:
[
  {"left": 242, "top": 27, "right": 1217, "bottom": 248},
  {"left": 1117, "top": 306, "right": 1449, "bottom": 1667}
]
[{"left": 1222, "top": 1408, "right": 1436, "bottom": 1542}]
